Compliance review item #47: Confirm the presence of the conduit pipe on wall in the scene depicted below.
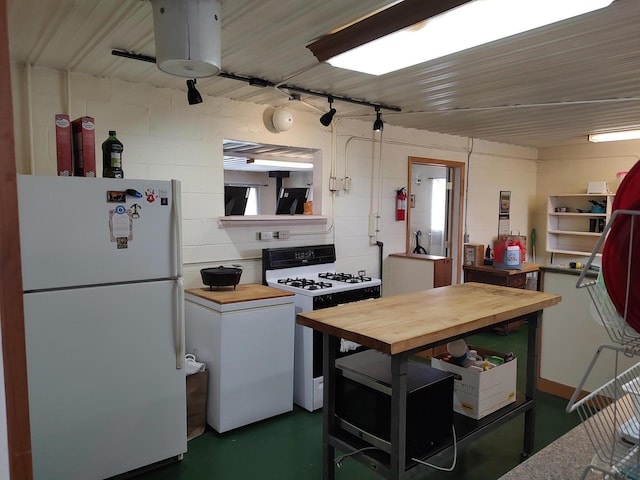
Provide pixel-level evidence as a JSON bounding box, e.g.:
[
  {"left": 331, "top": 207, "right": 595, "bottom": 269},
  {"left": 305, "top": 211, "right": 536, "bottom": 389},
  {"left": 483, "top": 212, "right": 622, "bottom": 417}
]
[
  {"left": 26, "top": 63, "right": 35, "bottom": 175},
  {"left": 65, "top": 69, "right": 72, "bottom": 117}
]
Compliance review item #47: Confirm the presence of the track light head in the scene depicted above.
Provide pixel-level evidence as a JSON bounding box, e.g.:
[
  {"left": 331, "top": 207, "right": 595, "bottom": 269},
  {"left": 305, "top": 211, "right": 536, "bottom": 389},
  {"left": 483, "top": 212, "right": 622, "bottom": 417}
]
[
  {"left": 187, "top": 79, "right": 203, "bottom": 105},
  {"left": 319, "top": 96, "right": 336, "bottom": 126},
  {"left": 320, "top": 108, "right": 336, "bottom": 127},
  {"left": 373, "top": 106, "right": 384, "bottom": 131}
]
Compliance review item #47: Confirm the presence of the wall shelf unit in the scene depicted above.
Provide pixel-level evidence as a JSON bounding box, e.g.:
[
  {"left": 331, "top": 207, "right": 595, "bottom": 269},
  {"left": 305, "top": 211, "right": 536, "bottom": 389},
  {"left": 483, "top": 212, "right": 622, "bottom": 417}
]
[{"left": 546, "top": 194, "right": 614, "bottom": 260}]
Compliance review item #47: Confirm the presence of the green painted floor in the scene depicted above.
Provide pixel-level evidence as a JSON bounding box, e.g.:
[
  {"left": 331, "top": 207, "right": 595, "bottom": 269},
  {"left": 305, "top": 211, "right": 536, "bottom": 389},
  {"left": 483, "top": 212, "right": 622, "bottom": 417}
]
[{"left": 137, "top": 326, "right": 581, "bottom": 480}]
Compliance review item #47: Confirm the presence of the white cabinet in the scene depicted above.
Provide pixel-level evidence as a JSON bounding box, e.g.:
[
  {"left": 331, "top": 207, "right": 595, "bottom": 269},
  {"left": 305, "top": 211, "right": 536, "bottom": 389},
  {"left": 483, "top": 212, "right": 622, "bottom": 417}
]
[
  {"left": 185, "top": 285, "right": 295, "bottom": 433},
  {"left": 546, "top": 194, "right": 614, "bottom": 258},
  {"left": 539, "top": 270, "right": 636, "bottom": 396},
  {"left": 384, "top": 253, "right": 452, "bottom": 296}
]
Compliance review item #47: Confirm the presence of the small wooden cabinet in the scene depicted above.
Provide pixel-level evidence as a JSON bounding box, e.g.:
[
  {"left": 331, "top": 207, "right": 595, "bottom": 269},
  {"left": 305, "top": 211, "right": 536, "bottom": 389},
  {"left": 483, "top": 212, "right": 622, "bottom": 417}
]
[
  {"left": 463, "top": 263, "right": 542, "bottom": 333},
  {"left": 385, "top": 253, "right": 452, "bottom": 297}
]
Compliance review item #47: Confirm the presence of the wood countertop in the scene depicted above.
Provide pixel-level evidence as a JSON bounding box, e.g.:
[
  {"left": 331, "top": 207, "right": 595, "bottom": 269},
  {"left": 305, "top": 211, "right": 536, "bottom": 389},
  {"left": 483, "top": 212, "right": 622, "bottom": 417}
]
[
  {"left": 296, "top": 282, "right": 561, "bottom": 355},
  {"left": 185, "top": 283, "right": 294, "bottom": 305},
  {"left": 389, "top": 252, "right": 450, "bottom": 262},
  {"left": 463, "top": 263, "right": 542, "bottom": 275}
]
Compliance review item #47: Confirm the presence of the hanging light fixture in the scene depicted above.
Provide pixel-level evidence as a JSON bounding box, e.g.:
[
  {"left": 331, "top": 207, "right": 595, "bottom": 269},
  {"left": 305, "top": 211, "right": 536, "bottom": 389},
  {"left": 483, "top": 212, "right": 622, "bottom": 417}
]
[
  {"left": 187, "top": 79, "right": 203, "bottom": 105},
  {"left": 373, "top": 106, "right": 384, "bottom": 132},
  {"left": 319, "top": 96, "right": 337, "bottom": 126},
  {"left": 151, "top": 0, "right": 221, "bottom": 78}
]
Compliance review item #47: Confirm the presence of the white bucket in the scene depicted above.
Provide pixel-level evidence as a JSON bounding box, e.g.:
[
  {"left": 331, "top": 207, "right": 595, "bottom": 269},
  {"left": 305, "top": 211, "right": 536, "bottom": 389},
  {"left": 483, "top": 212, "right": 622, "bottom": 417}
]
[{"left": 505, "top": 245, "right": 521, "bottom": 266}]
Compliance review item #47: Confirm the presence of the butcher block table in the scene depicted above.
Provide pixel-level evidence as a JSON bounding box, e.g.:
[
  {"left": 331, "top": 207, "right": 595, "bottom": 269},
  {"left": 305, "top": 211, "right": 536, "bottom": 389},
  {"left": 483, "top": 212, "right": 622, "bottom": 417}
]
[{"left": 296, "top": 282, "right": 561, "bottom": 480}]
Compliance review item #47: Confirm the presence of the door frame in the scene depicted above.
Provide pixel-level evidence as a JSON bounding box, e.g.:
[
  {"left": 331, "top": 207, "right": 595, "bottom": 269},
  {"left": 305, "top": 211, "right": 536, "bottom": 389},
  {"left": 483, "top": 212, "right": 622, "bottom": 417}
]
[{"left": 406, "top": 156, "right": 465, "bottom": 284}]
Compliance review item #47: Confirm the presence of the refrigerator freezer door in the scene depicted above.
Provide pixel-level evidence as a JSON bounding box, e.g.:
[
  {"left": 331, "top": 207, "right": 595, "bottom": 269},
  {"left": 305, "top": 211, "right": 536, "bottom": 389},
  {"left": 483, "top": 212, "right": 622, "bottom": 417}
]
[
  {"left": 24, "top": 280, "right": 186, "bottom": 480},
  {"left": 18, "top": 175, "right": 180, "bottom": 290}
]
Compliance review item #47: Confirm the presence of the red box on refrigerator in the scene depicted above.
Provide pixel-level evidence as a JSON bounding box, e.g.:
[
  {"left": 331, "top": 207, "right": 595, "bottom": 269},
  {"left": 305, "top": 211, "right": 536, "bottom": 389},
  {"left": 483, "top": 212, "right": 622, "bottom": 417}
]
[
  {"left": 72, "top": 116, "right": 96, "bottom": 177},
  {"left": 55, "top": 114, "right": 72, "bottom": 176}
]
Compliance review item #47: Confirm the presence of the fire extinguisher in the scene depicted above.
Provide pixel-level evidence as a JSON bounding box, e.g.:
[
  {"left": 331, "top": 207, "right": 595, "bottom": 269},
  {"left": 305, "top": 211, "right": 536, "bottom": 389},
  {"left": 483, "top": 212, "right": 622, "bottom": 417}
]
[{"left": 396, "top": 188, "right": 407, "bottom": 221}]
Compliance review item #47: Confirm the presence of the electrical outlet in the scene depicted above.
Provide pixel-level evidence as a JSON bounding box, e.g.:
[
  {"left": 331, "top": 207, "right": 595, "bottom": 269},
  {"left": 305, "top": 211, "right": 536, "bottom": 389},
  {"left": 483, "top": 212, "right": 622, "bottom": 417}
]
[
  {"left": 344, "top": 177, "right": 352, "bottom": 191},
  {"left": 275, "top": 230, "right": 290, "bottom": 240},
  {"left": 335, "top": 177, "right": 345, "bottom": 190},
  {"left": 329, "top": 176, "right": 337, "bottom": 191},
  {"left": 358, "top": 270, "right": 366, "bottom": 277},
  {"left": 259, "top": 231, "right": 274, "bottom": 240}
]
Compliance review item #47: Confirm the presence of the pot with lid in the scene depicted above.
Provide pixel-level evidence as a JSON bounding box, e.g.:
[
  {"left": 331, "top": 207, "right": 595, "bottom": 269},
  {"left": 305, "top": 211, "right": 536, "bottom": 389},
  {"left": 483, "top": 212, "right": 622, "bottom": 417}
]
[{"left": 200, "top": 265, "right": 243, "bottom": 290}]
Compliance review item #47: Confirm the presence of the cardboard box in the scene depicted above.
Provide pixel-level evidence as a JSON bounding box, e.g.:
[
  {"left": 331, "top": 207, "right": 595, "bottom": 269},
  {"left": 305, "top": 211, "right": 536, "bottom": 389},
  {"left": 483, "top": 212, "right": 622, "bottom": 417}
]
[
  {"left": 431, "top": 346, "right": 517, "bottom": 419},
  {"left": 55, "top": 114, "right": 72, "bottom": 176},
  {"left": 72, "top": 116, "right": 96, "bottom": 177},
  {"left": 463, "top": 244, "right": 484, "bottom": 266}
]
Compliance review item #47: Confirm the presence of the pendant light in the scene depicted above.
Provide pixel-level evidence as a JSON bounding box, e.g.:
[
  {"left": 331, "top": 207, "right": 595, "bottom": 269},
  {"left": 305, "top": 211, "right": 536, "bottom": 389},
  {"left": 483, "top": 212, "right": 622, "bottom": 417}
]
[{"left": 151, "top": 0, "right": 221, "bottom": 78}]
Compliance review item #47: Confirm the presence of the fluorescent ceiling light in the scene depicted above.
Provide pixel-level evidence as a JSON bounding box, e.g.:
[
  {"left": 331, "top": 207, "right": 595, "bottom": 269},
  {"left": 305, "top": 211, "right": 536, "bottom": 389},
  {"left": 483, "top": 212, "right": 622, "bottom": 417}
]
[
  {"left": 588, "top": 130, "right": 640, "bottom": 143},
  {"left": 324, "top": 0, "right": 614, "bottom": 75},
  {"left": 247, "top": 159, "right": 313, "bottom": 169}
]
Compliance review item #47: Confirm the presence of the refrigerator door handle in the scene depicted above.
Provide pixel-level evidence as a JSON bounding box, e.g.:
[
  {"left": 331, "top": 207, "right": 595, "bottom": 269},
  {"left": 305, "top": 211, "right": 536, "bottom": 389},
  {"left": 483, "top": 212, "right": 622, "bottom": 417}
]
[
  {"left": 171, "top": 179, "right": 183, "bottom": 278},
  {"left": 175, "top": 277, "right": 185, "bottom": 369}
]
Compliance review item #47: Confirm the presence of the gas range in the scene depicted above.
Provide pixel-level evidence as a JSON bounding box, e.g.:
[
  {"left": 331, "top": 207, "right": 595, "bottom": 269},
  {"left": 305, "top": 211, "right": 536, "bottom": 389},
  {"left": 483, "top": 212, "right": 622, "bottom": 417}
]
[
  {"left": 265, "top": 264, "right": 381, "bottom": 298},
  {"left": 262, "top": 244, "right": 382, "bottom": 411}
]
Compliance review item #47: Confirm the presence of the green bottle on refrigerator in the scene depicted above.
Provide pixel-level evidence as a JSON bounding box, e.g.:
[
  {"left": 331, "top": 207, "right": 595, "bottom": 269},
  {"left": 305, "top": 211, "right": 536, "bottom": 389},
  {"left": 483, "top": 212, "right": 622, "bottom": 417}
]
[{"left": 102, "top": 130, "right": 124, "bottom": 178}]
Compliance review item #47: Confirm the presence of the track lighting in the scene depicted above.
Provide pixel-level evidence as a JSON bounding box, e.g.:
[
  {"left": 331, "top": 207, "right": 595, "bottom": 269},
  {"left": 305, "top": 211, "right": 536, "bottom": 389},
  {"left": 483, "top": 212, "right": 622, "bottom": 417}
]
[
  {"left": 373, "top": 106, "right": 384, "bottom": 132},
  {"left": 187, "top": 79, "right": 203, "bottom": 105},
  {"left": 319, "top": 96, "right": 337, "bottom": 126}
]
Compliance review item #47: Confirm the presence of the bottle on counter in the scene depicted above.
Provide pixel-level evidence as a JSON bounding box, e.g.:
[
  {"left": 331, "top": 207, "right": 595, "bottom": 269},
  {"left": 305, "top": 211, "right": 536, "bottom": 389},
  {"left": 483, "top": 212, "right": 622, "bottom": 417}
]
[{"left": 102, "top": 130, "right": 124, "bottom": 178}]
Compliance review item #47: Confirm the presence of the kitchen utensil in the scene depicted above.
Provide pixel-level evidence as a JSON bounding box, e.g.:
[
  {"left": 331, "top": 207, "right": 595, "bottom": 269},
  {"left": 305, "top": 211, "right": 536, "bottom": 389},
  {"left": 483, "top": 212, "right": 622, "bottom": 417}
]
[
  {"left": 200, "top": 266, "right": 243, "bottom": 290},
  {"left": 589, "top": 200, "right": 606, "bottom": 213}
]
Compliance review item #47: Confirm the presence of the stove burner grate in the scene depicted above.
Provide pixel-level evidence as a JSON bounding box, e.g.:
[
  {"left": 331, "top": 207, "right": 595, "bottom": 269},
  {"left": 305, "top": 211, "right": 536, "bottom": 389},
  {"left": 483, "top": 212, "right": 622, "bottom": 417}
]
[
  {"left": 277, "top": 277, "right": 333, "bottom": 290},
  {"left": 318, "top": 272, "right": 372, "bottom": 283}
]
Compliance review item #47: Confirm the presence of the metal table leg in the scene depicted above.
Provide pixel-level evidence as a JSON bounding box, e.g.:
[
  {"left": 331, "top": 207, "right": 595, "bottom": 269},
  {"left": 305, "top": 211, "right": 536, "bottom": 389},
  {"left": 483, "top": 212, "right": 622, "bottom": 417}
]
[
  {"left": 390, "top": 353, "right": 409, "bottom": 479},
  {"left": 523, "top": 310, "right": 541, "bottom": 457},
  {"left": 323, "top": 333, "right": 338, "bottom": 480}
]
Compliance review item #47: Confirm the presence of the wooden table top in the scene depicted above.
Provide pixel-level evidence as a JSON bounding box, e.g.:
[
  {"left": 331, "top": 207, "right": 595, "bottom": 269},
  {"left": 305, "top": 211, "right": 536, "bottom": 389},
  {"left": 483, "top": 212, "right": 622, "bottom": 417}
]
[
  {"left": 296, "top": 283, "right": 561, "bottom": 355},
  {"left": 185, "top": 284, "right": 293, "bottom": 304},
  {"left": 463, "top": 263, "right": 542, "bottom": 275}
]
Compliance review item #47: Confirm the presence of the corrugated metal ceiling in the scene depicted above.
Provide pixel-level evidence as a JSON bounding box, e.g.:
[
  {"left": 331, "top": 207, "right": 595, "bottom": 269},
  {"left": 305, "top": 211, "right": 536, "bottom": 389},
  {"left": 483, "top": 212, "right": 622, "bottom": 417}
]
[{"left": 7, "top": 0, "right": 640, "bottom": 148}]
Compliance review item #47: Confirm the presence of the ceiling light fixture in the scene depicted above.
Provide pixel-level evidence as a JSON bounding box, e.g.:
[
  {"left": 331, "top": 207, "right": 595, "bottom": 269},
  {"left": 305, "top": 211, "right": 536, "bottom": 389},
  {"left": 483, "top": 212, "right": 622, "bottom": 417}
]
[
  {"left": 150, "top": 0, "right": 221, "bottom": 78},
  {"left": 319, "top": 96, "right": 337, "bottom": 126},
  {"left": 307, "top": 0, "right": 615, "bottom": 75},
  {"left": 373, "top": 107, "right": 384, "bottom": 132},
  {"left": 187, "top": 79, "right": 203, "bottom": 105},
  {"left": 247, "top": 159, "right": 313, "bottom": 169},
  {"left": 588, "top": 130, "right": 640, "bottom": 143}
]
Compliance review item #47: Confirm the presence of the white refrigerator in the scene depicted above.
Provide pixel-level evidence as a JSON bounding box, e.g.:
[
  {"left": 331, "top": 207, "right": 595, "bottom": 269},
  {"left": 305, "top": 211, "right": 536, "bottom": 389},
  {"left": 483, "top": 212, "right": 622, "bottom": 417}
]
[{"left": 17, "top": 175, "right": 187, "bottom": 480}]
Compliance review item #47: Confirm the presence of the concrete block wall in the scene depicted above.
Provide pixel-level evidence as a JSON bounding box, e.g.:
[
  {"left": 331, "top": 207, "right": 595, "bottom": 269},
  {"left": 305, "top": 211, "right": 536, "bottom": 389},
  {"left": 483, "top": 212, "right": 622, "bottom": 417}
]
[{"left": 11, "top": 64, "right": 540, "bottom": 287}]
